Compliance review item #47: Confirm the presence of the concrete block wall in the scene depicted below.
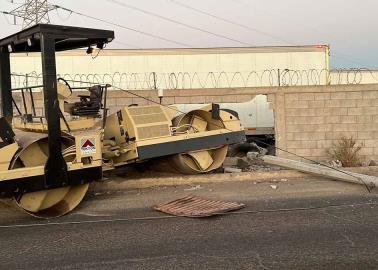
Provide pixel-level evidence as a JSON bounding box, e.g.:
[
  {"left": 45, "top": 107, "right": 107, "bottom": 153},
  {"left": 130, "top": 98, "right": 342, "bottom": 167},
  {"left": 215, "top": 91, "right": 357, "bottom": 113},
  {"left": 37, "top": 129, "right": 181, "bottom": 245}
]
[{"left": 276, "top": 85, "right": 378, "bottom": 162}]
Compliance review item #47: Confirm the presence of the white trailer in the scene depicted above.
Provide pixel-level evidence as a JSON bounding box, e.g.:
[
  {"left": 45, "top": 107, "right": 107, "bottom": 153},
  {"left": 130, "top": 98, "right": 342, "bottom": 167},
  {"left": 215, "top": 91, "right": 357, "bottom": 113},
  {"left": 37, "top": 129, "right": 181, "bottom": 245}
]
[{"left": 175, "top": 95, "right": 274, "bottom": 137}]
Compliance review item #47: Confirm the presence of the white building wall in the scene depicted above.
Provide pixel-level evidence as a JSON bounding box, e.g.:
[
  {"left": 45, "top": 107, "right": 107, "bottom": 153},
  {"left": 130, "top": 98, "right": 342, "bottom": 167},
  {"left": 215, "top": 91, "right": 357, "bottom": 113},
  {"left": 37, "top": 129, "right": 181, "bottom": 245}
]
[{"left": 9, "top": 46, "right": 330, "bottom": 89}]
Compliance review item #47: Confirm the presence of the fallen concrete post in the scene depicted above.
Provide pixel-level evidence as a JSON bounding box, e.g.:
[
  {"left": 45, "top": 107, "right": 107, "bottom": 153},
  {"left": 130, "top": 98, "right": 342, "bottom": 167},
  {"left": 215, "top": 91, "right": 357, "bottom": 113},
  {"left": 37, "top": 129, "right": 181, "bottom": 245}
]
[
  {"left": 224, "top": 167, "right": 242, "bottom": 173},
  {"left": 262, "top": 155, "right": 378, "bottom": 188}
]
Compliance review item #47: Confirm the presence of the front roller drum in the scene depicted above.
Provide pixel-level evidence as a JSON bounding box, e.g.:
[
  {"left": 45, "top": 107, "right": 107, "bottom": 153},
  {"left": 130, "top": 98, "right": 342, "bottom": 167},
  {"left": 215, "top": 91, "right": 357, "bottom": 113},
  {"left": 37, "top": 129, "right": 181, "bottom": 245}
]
[
  {"left": 10, "top": 131, "right": 89, "bottom": 218},
  {"left": 14, "top": 185, "right": 89, "bottom": 218}
]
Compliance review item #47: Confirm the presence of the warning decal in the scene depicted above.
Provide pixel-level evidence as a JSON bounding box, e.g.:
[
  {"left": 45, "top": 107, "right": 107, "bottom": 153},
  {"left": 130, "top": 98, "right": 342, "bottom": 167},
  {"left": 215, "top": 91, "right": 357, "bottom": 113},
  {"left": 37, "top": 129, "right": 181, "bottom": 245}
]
[{"left": 81, "top": 138, "right": 96, "bottom": 155}]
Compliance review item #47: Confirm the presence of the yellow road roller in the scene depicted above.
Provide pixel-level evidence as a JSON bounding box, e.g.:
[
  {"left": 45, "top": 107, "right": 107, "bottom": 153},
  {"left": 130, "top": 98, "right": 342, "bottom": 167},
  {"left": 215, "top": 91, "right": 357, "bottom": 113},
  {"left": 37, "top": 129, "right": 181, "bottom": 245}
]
[{"left": 0, "top": 24, "right": 245, "bottom": 218}]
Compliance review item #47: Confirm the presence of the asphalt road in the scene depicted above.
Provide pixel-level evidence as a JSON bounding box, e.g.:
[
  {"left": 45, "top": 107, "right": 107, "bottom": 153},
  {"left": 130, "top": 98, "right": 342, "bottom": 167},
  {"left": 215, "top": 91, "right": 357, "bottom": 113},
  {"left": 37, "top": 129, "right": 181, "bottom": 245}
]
[{"left": 1, "top": 177, "right": 378, "bottom": 269}]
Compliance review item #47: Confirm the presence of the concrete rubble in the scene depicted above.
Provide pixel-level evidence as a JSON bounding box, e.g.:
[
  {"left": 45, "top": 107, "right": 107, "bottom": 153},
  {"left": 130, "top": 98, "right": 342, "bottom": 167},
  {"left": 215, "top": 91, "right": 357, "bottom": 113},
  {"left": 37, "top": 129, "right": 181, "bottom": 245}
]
[
  {"left": 223, "top": 142, "right": 281, "bottom": 173},
  {"left": 224, "top": 167, "right": 242, "bottom": 173},
  {"left": 223, "top": 156, "right": 282, "bottom": 173}
]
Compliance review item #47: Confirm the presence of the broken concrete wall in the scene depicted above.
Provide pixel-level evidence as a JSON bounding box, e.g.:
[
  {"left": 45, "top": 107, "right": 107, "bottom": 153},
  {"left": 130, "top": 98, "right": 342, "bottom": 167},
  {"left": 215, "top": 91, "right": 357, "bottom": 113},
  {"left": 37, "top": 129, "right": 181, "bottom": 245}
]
[{"left": 4, "top": 83, "right": 378, "bottom": 162}]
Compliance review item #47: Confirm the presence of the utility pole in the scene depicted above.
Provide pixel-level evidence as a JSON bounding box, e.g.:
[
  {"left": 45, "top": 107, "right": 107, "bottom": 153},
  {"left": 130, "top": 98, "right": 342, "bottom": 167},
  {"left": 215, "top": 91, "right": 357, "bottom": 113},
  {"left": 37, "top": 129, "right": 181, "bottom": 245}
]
[
  {"left": 6, "top": 0, "right": 57, "bottom": 29},
  {"left": 10, "top": 0, "right": 17, "bottom": 25}
]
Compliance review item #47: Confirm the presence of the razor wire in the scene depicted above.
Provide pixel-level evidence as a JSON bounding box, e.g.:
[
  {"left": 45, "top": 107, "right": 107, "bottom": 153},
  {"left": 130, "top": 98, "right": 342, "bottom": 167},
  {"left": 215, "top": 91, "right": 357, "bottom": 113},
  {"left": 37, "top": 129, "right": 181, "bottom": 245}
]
[{"left": 10, "top": 68, "right": 378, "bottom": 90}]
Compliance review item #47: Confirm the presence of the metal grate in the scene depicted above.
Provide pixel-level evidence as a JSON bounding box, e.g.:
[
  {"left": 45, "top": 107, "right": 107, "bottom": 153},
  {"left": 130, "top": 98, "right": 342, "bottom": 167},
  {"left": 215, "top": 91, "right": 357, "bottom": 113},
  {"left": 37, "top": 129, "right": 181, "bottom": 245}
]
[
  {"left": 128, "top": 106, "right": 162, "bottom": 116},
  {"left": 137, "top": 124, "right": 170, "bottom": 139},
  {"left": 133, "top": 113, "right": 167, "bottom": 125},
  {"left": 154, "top": 196, "right": 245, "bottom": 217}
]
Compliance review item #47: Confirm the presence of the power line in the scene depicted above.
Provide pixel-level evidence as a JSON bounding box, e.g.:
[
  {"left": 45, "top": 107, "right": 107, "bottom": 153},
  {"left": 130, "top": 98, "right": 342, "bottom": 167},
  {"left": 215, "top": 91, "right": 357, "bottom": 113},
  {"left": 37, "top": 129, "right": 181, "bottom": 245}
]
[
  {"left": 54, "top": 6, "right": 72, "bottom": 21},
  {"left": 1, "top": 201, "right": 376, "bottom": 228},
  {"left": 171, "top": 0, "right": 369, "bottom": 67},
  {"left": 234, "top": 0, "right": 373, "bottom": 68},
  {"left": 170, "top": 0, "right": 370, "bottom": 67},
  {"left": 235, "top": 0, "right": 328, "bottom": 40},
  {"left": 169, "top": 0, "right": 293, "bottom": 45},
  {"left": 106, "top": 0, "right": 253, "bottom": 46},
  {"left": 53, "top": 4, "right": 191, "bottom": 47}
]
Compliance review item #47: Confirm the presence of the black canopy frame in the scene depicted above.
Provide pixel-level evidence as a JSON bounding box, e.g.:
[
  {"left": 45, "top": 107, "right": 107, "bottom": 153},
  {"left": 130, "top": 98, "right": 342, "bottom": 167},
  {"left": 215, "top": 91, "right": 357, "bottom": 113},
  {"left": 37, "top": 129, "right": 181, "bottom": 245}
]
[{"left": 0, "top": 24, "right": 114, "bottom": 189}]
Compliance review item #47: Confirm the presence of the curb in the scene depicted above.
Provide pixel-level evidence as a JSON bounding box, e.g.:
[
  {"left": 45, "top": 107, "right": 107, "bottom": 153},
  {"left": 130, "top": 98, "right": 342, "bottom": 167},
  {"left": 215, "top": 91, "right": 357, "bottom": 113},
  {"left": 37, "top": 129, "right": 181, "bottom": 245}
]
[
  {"left": 91, "top": 166, "right": 378, "bottom": 192},
  {"left": 91, "top": 170, "right": 307, "bottom": 192}
]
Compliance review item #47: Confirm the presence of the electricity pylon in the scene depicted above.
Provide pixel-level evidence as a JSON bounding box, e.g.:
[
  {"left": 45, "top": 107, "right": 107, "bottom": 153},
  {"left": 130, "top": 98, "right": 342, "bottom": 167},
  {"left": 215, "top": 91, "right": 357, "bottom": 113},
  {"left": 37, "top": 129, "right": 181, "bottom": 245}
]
[{"left": 7, "top": 0, "right": 57, "bottom": 29}]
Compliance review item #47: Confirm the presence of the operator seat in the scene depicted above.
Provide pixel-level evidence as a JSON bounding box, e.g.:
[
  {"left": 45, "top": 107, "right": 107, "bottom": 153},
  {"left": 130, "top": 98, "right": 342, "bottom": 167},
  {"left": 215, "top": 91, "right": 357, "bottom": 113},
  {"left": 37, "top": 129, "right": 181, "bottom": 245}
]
[{"left": 70, "top": 85, "right": 103, "bottom": 117}]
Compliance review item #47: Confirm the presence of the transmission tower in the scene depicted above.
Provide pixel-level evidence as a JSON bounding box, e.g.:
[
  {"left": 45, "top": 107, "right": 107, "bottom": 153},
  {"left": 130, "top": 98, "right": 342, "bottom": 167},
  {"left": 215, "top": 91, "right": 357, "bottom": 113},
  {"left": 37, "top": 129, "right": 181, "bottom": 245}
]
[{"left": 7, "top": 0, "right": 57, "bottom": 29}]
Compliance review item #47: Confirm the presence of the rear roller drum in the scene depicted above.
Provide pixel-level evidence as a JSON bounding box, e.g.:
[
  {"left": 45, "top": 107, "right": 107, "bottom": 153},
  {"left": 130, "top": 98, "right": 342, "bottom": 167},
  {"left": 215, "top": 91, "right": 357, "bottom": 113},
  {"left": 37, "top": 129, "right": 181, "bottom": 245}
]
[
  {"left": 171, "top": 109, "right": 229, "bottom": 174},
  {"left": 171, "top": 146, "right": 228, "bottom": 174}
]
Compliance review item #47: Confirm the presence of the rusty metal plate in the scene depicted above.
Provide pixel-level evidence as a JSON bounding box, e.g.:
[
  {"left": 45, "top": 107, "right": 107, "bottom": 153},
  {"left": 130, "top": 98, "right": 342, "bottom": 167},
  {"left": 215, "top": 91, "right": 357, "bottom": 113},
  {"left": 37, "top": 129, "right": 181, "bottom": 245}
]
[{"left": 154, "top": 196, "right": 245, "bottom": 217}]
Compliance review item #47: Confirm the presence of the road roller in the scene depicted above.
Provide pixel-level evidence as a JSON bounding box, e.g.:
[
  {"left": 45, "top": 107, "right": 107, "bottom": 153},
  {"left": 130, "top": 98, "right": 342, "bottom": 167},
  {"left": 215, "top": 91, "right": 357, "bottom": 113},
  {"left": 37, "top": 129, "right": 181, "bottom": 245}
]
[{"left": 0, "top": 24, "right": 245, "bottom": 218}]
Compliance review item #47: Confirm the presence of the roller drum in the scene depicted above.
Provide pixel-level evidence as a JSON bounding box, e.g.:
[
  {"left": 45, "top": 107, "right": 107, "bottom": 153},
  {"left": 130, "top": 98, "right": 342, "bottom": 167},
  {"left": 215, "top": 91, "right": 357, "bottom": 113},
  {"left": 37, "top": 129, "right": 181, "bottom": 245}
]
[
  {"left": 170, "top": 109, "right": 229, "bottom": 174},
  {"left": 10, "top": 130, "right": 89, "bottom": 218}
]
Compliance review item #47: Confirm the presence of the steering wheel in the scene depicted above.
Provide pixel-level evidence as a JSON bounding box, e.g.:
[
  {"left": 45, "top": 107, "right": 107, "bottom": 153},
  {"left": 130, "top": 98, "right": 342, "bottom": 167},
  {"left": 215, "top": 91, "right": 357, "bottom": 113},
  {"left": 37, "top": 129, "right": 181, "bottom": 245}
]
[{"left": 57, "top": 77, "right": 73, "bottom": 96}]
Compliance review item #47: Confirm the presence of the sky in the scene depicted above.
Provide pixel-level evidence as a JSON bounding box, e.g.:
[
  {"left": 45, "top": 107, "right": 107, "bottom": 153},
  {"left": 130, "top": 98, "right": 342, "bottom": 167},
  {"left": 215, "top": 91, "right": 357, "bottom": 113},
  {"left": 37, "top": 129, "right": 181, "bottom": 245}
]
[{"left": 0, "top": 0, "right": 377, "bottom": 68}]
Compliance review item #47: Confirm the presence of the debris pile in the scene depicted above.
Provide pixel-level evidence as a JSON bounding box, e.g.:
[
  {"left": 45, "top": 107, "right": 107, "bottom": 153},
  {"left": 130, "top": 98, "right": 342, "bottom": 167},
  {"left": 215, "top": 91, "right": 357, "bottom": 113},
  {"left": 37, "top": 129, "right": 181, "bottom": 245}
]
[
  {"left": 223, "top": 156, "right": 282, "bottom": 173},
  {"left": 224, "top": 142, "right": 378, "bottom": 174}
]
